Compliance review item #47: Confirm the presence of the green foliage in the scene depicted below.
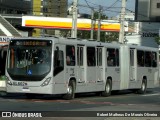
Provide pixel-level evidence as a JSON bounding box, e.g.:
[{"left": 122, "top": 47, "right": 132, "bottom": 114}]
[
  {"left": 60, "top": 30, "right": 71, "bottom": 38},
  {"left": 93, "top": 11, "right": 108, "bottom": 20},
  {"left": 155, "top": 37, "right": 160, "bottom": 45},
  {"left": 60, "top": 29, "right": 119, "bottom": 42},
  {"left": 105, "top": 32, "right": 119, "bottom": 42}
]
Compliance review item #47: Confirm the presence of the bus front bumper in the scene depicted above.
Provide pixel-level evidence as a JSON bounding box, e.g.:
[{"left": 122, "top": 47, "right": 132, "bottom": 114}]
[{"left": 6, "top": 84, "right": 53, "bottom": 95}]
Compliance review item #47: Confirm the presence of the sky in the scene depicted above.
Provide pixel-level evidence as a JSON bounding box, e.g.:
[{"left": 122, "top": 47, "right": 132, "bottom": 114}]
[{"left": 68, "top": 0, "right": 136, "bottom": 18}]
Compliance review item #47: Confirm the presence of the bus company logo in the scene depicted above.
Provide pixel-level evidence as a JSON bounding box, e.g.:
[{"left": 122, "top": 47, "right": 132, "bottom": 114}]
[{"left": 2, "top": 112, "right": 11, "bottom": 117}]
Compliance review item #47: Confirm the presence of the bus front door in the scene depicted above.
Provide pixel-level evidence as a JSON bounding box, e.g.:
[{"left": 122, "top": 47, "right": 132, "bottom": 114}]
[{"left": 53, "top": 44, "right": 65, "bottom": 94}]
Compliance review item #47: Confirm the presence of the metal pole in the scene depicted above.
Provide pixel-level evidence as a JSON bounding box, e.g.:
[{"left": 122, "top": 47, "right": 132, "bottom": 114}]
[
  {"left": 71, "top": 0, "right": 78, "bottom": 38},
  {"left": 90, "top": 8, "right": 94, "bottom": 40},
  {"left": 97, "top": 5, "right": 101, "bottom": 41},
  {"left": 119, "top": 0, "right": 126, "bottom": 43}
]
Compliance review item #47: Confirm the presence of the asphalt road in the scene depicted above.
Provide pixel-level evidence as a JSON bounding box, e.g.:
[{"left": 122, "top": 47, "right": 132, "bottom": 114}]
[{"left": 0, "top": 87, "right": 160, "bottom": 120}]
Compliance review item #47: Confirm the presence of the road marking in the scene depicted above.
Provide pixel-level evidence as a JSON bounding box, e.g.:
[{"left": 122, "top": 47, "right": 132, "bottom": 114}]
[
  {"left": 142, "top": 93, "right": 160, "bottom": 96},
  {"left": 34, "top": 101, "right": 44, "bottom": 103}
]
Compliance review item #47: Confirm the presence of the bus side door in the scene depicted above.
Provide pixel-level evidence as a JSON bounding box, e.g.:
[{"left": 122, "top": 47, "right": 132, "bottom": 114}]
[
  {"left": 129, "top": 48, "right": 137, "bottom": 88},
  {"left": 96, "top": 47, "right": 104, "bottom": 91},
  {"left": 76, "top": 45, "right": 86, "bottom": 92},
  {"left": 86, "top": 47, "right": 97, "bottom": 92}
]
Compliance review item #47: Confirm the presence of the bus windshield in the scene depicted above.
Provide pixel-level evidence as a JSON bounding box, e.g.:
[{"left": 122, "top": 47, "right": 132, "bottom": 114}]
[{"left": 7, "top": 40, "right": 52, "bottom": 81}]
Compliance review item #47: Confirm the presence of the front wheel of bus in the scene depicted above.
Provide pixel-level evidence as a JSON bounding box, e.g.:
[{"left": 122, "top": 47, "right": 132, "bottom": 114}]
[
  {"left": 137, "top": 79, "right": 147, "bottom": 94},
  {"left": 101, "top": 79, "right": 112, "bottom": 97},
  {"left": 63, "top": 81, "right": 75, "bottom": 100}
]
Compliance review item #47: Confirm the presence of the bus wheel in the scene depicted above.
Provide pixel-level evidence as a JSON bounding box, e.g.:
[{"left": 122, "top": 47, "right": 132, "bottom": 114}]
[
  {"left": 137, "top": 79, "right": 147, "bottom": 94},
  {"left": 63, "top": 81, "right": 75, "bottom": 100},
  {"left": 101, "top": 79, "right": 112, "bottom": 97}
]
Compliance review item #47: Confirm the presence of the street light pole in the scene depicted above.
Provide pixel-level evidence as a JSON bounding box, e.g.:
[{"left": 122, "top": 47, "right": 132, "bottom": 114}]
[
  {"left": 119, "top": 0, "right": 126, "bottom": 43},
  {"left": 90, "top": 8, "right": 95, "bottom": 40},
  {"left": 97, "top": 5, "right": 102, "bottom": 41},
  {"left": 71, "top": 0, "right": 78, "bottom": 38}
]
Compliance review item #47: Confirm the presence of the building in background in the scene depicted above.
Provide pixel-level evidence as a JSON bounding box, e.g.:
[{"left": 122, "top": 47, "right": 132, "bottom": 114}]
[
  {"left": 0, "top": 0, "right": 31, "bottom": 37},
  {"left": 135, "top": 0, "right": 160, "bottom": 21},
  {"left": 128, "top": 0, "right": 160, "bottom": 48},
  {"left": 0, "top": 0, "right": 68, "bottom": 37},
  {"left": 32, "top": 0, "right": 68, "bottom": 36},
  {"left": 0, "top": 0, "right": 31, "bottom": 15}
]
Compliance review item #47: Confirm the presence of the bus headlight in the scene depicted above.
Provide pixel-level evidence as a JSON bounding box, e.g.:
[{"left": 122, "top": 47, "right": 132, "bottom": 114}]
[
  {"left": 41, "top": 77, "right": 51, "bottom": 87},
  {"left": 6, "top": 77, "right": 12, "bottom": 86}
]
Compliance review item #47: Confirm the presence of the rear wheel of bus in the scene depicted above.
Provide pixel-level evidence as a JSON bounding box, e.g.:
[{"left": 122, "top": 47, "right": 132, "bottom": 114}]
[
  {"left": 101, "top": 79, "right": 112, "bottom": 97},
  {"left": 63, "top": 80, "right": 75, "bottom": 100}
]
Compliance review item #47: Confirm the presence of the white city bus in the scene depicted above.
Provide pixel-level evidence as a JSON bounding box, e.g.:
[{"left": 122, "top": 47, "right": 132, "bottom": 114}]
[{"left": 5, "top": 37, "right": 159, "bottom": 99}]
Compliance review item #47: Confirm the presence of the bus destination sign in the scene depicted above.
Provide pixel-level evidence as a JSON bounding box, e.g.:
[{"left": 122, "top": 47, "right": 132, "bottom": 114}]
[{"left": 10, "top": 40, "right": 52, "bottom": 46}]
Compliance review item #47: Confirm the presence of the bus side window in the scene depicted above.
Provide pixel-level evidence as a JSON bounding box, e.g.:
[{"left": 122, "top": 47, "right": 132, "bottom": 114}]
[
  {"left": 144, "top": 51, "right": 151, "bottom": 67},
  {"left": 66, "top": 45, "right": 75, "bottom": 66},
  {"left": 54, "top": 47, "right": 64, "bottom": 76},
  {"left": 116, "top": 49, "right": 119, "bottom": 66},
  {"left": 137, "top": 50, "right": 144, "bottom": 67},
  {"left": 97, "top": 48, "right": 102, "bottom": 66},
  {"left": 152, "top": 52, "right": 157, "bottom": 67},
  {"left": 107, "top": 48, "right": 116, "bottom": 66},
  {"left": 87, "top": 47, "right": 96, "bottom": 66}
]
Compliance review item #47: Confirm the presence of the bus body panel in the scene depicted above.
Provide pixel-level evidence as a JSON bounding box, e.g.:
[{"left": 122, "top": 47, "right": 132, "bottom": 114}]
[
  {"left": 128, "top": 45, "right": 159, "bottom": 89},
  {"left": 120, "top": 45, "right": 130, "bottom": 90},
  {"left": 105, "top": 45, "right": 121, "bottom": 90},
  {"left": 6, "top": 72, "right": 53, "bottom": 94}
]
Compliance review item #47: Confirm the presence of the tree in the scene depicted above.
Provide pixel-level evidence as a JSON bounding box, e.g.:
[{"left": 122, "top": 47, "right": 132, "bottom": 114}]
[{"left": 155, "top": 37, "right": 160, "bottom": 45}]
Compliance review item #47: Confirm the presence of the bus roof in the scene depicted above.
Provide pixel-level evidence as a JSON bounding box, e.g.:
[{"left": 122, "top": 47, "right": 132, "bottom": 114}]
[{"left": 10, "top": 37, "right": 158, "bottom": 51}]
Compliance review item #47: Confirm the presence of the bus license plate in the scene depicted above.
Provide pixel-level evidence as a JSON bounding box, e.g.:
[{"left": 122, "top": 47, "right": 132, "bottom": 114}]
[
  {"left": 13, "top": 81, "right": 28, "bottom": 86},
  {"left": 22, "top": 86, "right": 30, "bottom": 92}
]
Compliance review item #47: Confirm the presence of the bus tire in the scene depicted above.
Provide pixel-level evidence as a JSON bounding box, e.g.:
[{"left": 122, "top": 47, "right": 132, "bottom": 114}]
[
  {"left": 101, "top": 79, "right": 112, "bottom": 97},
  {"left": 63, "top": 81, "right": 75, "bottom": 100},
  {"left": 137, "top": 79, "right": 147, "bottom": 94}
]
